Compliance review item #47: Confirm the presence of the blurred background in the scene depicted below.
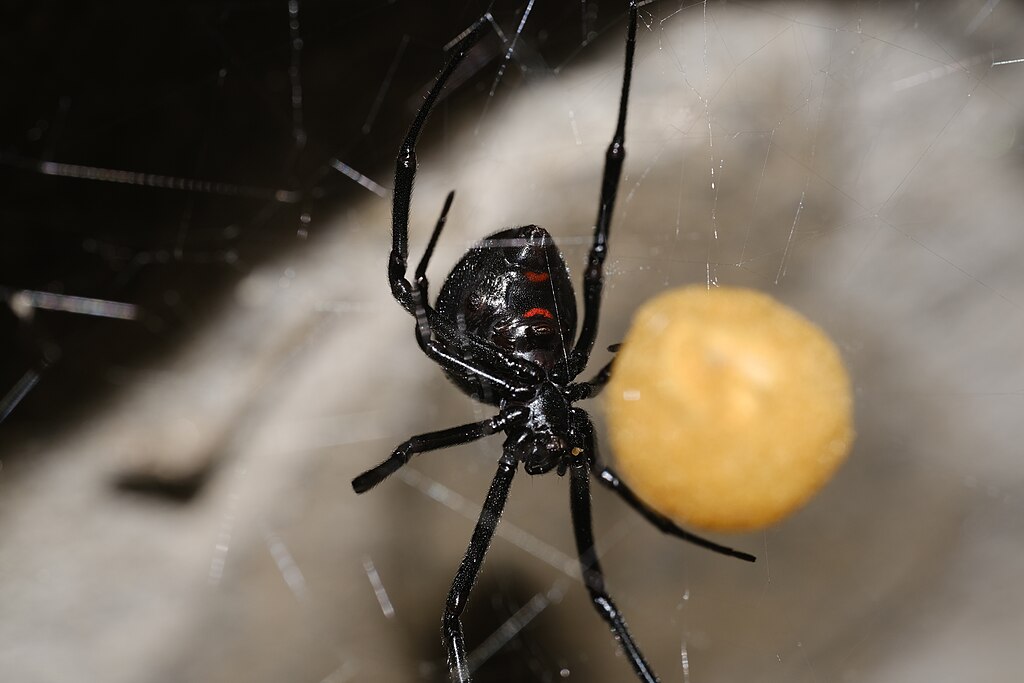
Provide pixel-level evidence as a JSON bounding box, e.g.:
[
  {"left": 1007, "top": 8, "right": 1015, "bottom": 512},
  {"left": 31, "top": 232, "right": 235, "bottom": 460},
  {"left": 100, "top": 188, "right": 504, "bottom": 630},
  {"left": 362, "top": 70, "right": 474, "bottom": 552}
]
[{"left": 2, "top": 1, "right": 1023, "bottom": 681}]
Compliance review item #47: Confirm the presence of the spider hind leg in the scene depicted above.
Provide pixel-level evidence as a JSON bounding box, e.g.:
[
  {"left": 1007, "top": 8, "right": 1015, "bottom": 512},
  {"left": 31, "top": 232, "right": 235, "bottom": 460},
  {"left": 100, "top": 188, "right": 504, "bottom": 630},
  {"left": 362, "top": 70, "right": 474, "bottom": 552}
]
[
  {"left": 569, "top": 458, "right": 659, "bottom": 683},
  {"left": 443, "top": 449, "right": 518, "bottom": 683},
  {"left": 596, "top": 467, "right": 756, "bottom": 563}
]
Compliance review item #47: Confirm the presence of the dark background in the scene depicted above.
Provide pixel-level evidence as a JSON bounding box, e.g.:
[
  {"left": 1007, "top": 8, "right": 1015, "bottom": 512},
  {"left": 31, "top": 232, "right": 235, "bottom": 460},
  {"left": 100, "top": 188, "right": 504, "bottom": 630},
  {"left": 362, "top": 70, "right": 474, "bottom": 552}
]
[{"left": 0, "top": 0, "right": 633, "bottom": 431}]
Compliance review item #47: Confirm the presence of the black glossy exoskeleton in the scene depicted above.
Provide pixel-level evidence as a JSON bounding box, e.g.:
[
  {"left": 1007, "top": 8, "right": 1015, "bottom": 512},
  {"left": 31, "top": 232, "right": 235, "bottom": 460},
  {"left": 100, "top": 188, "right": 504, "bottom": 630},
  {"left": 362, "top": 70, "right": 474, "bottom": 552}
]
[
  {"left": 435, "top": 225, "right": 576, "bottom": 400},
  {"left": 352, "top": 4, "right": 754, "bottom": 682}
]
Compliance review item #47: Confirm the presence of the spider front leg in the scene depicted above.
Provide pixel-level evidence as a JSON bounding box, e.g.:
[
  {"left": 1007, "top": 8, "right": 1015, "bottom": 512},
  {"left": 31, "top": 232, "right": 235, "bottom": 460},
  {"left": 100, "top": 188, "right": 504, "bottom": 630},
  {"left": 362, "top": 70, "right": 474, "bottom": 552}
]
[
  {"left": 389, "top": 17, "right": 489, "bottom": 314},
  {"left": 444, "top": 446, "right": 519, "bottom": 683}
]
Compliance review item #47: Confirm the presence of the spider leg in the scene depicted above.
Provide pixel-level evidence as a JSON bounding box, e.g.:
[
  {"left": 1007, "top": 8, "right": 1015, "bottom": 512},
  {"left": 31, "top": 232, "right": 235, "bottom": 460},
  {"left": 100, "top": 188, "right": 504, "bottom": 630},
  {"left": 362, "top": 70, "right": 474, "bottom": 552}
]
[
  {"left": 583, "top": 358, "right": 614, "bottom": 392},
  {"left": 412, "top": 287, "right": 537, "bottom": 402},
  {"left": 351, "top": 407, "right": 526, "bottom": 494},
  {"left": 414, "top": 190, "right": 456, "bottom": 291},
  {"left": 443, "top": 448, "right": 518, "bottom": 683},
  {"left": 563, "top": 343, "right": 621, "bottom": 401},
  {"left": 569, "top": 458, "right": 659, "bottom": 683},
  {"left": 596, "top": 467, "right": 756, "bottom": 563},
  {"left": 390, "top": 15, "right": 490, "bottom": 315},
  {"left": 567, "top": 1, "right": 638, "bottom": 379},
  {"left": 412, "top": 191, "right": 545, "bottom": 386},
  {"left": 429, "top": 312, "right": 544, "bottom": 385}
]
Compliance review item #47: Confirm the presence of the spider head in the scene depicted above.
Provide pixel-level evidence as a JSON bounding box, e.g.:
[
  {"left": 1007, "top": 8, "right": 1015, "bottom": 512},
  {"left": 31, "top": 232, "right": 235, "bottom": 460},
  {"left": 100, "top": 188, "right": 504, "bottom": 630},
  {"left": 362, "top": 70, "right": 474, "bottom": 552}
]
[
  {"left": 522, "top": 432, "right": 571, "bottom": 475},
  {"left": 436, "top": 225, "right": 577, "bottom": 375}
]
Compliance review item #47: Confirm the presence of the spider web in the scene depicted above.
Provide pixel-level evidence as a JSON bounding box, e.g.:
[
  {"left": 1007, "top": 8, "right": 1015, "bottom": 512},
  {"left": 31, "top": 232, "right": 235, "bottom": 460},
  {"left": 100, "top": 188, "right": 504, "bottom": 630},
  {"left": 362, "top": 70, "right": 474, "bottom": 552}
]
[{"left": 2, "top": 1, "right": 1024, "bottom": 682}]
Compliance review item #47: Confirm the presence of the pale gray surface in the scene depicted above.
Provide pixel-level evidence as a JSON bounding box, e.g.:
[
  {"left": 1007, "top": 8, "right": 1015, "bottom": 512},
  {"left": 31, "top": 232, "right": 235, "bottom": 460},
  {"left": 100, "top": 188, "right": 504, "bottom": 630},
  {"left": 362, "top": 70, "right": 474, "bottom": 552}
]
[{"left": 3, "top": 2, "right": 1024, "bottom": 681}]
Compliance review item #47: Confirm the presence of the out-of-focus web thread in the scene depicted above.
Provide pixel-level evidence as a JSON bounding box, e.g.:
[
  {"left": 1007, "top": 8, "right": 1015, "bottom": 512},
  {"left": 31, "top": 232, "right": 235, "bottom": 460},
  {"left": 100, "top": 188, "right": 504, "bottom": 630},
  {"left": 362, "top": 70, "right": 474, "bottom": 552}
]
[
  {"left": 263, "top": 524, "right": 310, "bottom": 602},
  {"left": 475, "top": 0, "right": 538, "bottom": 134},
  {"left": 288, "top": 0, "right": 306, "bottom": 143},
  {"left": 362, "top": 35, "right": 410, "bottom": 135},
  {"left": 397, "top": 468, "right": 580, "bottom": 577},
  {"left": 467, "top": 580, "right": 568, "bottom": 672},
  {"left": 0, "top": 153, "right": 300, "bottom": 202}
]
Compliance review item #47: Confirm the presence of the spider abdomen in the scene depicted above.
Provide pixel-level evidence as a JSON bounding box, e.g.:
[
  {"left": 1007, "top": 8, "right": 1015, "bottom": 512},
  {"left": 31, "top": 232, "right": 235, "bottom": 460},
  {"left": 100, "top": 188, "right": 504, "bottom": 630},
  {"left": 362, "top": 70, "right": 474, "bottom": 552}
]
[{"left": 434, "top": 225, "right": 577, "bottom": 399}]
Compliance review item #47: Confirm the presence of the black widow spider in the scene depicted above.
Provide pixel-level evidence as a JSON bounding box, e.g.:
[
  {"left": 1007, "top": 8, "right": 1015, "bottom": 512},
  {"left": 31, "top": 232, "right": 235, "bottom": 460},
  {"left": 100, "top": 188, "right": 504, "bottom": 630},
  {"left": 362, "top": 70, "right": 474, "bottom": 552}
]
[{"left": 352, "top": 3, "right": 755, "bottom": 681}]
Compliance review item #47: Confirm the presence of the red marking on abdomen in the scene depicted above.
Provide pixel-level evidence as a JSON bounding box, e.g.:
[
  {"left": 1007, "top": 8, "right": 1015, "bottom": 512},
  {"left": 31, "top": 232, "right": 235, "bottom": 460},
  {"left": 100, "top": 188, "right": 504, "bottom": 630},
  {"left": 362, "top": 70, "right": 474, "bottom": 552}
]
[
  {"left": 525, "top": 271, "right": 549, "bottom": 283},
  {"left": 523, "top": 307, "right": 554, "bottom": 319}
]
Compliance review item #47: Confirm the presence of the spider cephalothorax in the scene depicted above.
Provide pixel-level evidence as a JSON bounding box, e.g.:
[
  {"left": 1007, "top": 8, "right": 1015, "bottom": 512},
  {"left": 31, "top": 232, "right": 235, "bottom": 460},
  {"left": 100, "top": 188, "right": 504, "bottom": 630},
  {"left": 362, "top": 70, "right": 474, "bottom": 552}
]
[{"left": 352, "top": 4, "right": 753, "bottom": 682}]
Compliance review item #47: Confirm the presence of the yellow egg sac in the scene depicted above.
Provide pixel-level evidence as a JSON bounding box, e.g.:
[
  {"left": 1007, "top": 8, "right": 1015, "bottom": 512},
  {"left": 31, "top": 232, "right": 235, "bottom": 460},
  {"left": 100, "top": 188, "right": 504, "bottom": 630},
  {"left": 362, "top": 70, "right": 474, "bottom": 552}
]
[{"left": 606, "top": 286, "right": 854, "bottom": 532}]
